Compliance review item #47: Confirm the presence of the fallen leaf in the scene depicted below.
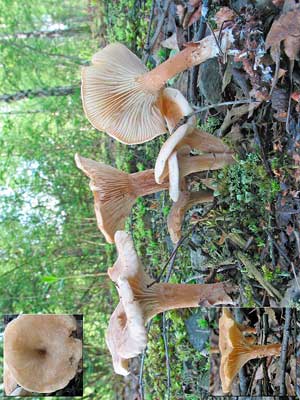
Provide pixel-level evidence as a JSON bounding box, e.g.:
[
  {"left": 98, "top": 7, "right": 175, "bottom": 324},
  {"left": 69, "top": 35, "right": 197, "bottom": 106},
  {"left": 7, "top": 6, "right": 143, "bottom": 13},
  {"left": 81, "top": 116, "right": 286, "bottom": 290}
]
[
  {"left": 214, "top": 7, "right": 236, "bottom": 30},
  {"left": 265, "top": 6, "right": 300, "bottom": 61},
  {"left": 161, "top": 32, "right": 179, "bottom": 51}
]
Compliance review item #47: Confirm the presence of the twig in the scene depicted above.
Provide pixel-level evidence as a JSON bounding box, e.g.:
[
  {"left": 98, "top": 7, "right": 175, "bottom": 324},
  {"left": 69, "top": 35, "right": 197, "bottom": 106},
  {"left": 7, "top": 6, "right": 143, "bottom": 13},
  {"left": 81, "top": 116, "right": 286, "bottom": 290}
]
[
  {"left": 162, "top": 312, "right": 171, "bottom": 400},
  {"left": 189, "top": 0, "right": 211, "bottom": 103},
  {"left": 138, "top": 321, "right": 153, "bottom": 399},
  {"left": 279, "top": 307, "right": 292, "bottom": 396},
  {"left": 261, "top": 312, "right": 270, "bottom": 395},
  {"left": 143, "top": 0, "right": 156, "bottom": 63},
  {"left": 172, "top": 99, "right": 258, "bottom": 133},
  {"left": 147, "top": 200, "right": 217, "bottom": 287},
  {"left": 252, "top": 121, "right": 273, "bottom": 177},
  {"left": 236, "top": 251, "right": 283, "bottom": 302},
  {"left": 272, "top": 240, "right": 300, "bottom": 291},
  {"left": 234, "top": 308, "right": 248, "bottom": 395},
  {"left": 144, "top": 0, "right": 172, "bottom": 64}
]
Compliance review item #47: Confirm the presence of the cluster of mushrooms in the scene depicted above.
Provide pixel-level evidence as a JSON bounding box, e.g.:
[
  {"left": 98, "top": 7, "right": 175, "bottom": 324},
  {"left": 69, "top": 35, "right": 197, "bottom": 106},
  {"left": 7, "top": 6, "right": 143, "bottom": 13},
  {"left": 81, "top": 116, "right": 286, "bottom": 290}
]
[
  {"left": 3, "top": 315, "right": 82, "bottom": 396},
  {"left": 74, "top": 30, "right": 262, "bottom": 385}
]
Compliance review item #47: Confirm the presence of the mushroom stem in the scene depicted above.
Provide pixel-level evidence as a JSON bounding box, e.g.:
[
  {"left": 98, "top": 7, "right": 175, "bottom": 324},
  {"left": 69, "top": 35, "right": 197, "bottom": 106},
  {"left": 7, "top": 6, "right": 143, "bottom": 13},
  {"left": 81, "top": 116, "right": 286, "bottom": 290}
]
[
  {"left": 181, "top": 153, "right": 235, "bottom": 177},
  {"left": 152, "top": 281, "right": 233, "bottom": 317},
  {"left": 250, "top": 343, "right": 281, "bottom": 359},
  {"left": 168, "top": 190, "right": 214, "bottom": 244},
  {"left": 138, "top": 33, "right": 233, "bottom": 92},
  {"left": 131, "top": 169, "right": 168, "bottom": 197}
]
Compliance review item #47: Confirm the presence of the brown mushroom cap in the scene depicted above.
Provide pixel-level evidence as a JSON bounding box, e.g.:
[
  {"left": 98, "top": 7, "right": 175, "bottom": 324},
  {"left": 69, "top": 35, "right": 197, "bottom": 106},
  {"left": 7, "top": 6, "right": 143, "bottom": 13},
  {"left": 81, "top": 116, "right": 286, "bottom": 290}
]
[
  {"left": 4, "top": 363, "right": 18, "bottom": 395},
  {"left": 75, "top": 154, "right": 168, "bottom": 243},
  {"left": 4, "top": 315, "right": 82, "bottom": 394},
  {"left": 81, "top": 43, "right": 166, "bottom": 144},
  {"left": 219, "top": 308, "right": 281, "bottom": 394}
]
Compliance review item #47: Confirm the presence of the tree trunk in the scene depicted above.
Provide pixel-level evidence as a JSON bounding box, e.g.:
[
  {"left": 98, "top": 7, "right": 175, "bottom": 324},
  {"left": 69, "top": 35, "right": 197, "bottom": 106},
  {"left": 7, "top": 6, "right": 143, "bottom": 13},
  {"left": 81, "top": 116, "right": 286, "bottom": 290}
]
[{"left": 0, "top": 85, "right": 80, "bottom": 103}]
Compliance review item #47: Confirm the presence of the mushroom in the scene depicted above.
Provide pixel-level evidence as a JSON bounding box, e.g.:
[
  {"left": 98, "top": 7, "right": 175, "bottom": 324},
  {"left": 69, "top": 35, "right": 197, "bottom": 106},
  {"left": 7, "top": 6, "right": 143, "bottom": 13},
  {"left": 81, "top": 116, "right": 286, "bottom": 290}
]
[
  {"left": 4, "top": 363, "right": 18, "bottom": 395},
  {"left": 4, "top": 315, "right": 82, "bottom": 394},
  {"left": 155, "top": 123, "right": 233, "bottom": 185},
  {"left": 167, "top": 190, "right": 214, "bottom": 243},
  {"left": 219, "top": 308, "right": 281, "bottom": 394},
  {"left": 166, "top": 148, "right": 234, "bottom": 201},
  {"left": 81, "top": 31, "right": 234, "bottom": 144},
  {"left": 75, "top": 154, "right": 168, "bottom": 243},
  {"left": 160, "top": 87, "right": 196, "bottom": 132},
  {"left": 106, "top": 231, "right": 235, "bottom": 375}
]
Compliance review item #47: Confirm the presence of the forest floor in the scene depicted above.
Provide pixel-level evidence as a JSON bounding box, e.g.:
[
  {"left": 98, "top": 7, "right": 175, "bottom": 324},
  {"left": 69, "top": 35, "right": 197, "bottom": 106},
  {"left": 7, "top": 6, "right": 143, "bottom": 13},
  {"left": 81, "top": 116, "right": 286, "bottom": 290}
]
[
  {"left": 90, "top": 0, "right": 300, "bottom": 398},
  {"left": 96, "top": 0, "right": 300, "bottom": 398}
]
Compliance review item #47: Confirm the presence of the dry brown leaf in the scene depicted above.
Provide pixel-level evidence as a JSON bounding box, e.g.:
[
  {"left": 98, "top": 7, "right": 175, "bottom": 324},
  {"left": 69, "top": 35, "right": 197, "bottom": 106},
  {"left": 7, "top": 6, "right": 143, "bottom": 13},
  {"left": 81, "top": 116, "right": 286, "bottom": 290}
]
[
  {"left": 161, "top": 32, "right": 179, "bottom": 51},
  {"left": 214, "top": 7, "right": 236, "bottom": 30},
  {"left": 265, "top": 6, "right": 300, "bottom": 60},
  {"left": 285, "top": 373, "right": 295, "bottom": 396}
]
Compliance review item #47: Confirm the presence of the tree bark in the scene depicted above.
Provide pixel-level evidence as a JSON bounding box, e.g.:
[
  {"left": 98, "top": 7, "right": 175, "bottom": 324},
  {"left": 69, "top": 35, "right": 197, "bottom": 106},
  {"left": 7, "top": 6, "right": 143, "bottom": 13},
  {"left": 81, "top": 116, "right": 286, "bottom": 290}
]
[{"left": 0, "top": 85, "right": 80, "bottom": 103}]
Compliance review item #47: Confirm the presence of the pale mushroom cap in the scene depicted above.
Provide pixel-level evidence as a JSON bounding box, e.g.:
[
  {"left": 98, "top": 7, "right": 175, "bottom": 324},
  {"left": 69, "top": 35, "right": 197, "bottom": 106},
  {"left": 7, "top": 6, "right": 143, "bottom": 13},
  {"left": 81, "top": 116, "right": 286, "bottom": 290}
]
[
  {"left": 155, "top": 123, "right": 192, "bottom": 183},
  {"left": 108, "top": 230, "right": 142, "bottom": 281},
  {"left": 4, "top": 363, "right": 18, "bottom": 395},
  {"left": 106, "top": 292, "right": 147, "bottom": 376},
  {"left": 75, "top": 154, "right": 135, "bottom": 243},
  {"left": 81, "top": 43, "right": 166, "bottom": 144},
  {"left": 161, "top": 88, "right": 196, "bottom": 131},
  {"left": 4, "top": 315, "right": 82, "bottom": 394},
  {"left": 168, "top": 152, "right": 180, "bottom": 202}
]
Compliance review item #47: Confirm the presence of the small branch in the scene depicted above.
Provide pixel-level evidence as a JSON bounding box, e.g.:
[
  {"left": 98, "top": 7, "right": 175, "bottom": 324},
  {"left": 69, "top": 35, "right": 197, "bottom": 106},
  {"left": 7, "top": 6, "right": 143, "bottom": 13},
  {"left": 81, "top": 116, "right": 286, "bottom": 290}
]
[
  {"left": 143, "top": 0, "right": 156, "bottom": 63},
  {"left": 172, "top": 99, "right": 258, "bottom": 133},
  {"left": 147, "top": 200, "right": 217, "bottom": 287},
  {"left": 234, "top": 308, "right": 248, "bottom": 395},
  {"left": 138, "top": 321, "right": 153, "bottom": 399},
  {"left": 162, "top": 312, "right": 171, "bottom": 400},
  {"left": 143, "top": 0, "right": 172, "bottom": 64},
  {"left": 236, "top": 251, "right": 283, "bottom": 302},
  {"left": 279, "top": 307, "right": 292, "bottom": 396}
]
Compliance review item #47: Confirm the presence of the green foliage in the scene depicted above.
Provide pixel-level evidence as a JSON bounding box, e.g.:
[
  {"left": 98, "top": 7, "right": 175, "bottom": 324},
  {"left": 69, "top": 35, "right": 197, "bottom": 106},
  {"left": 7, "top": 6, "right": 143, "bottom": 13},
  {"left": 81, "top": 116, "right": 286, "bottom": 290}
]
[
  {"left": 104, "top": 0, "right": 152, "bottom": 52},
  {"left": 217, "top": 153, "right": 280, "bottom": 237}
]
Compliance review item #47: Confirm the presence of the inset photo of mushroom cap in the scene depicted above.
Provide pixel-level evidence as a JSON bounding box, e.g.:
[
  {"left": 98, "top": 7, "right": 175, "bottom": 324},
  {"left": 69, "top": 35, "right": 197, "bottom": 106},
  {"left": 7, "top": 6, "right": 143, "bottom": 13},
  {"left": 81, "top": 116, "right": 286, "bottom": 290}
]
[
  {"left": 81, "top": 43, "right": 166, "bottom": 144},
  {"left": 3, "top": 362, "right": 18, "bottom": 395},
  {"left": 4, "top": 315, "right": 82, "bottom": 394}
]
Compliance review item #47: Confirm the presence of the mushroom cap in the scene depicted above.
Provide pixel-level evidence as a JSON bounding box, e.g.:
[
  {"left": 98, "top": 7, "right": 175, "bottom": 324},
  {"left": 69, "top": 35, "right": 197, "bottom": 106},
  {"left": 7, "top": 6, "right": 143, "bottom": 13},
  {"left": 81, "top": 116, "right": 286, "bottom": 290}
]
[
  {"left": 155, "top": 123, "right": 193, "bottom": 183},
  {"left": 106, "top": 232, "right": 148, "bottom": 376},
  {"left": 219, "top": 309, "right": 248, "bottom": 393},
  {"left": 106, "top": 301, "right": 146, "bottom": 376},
  {"left": 167, "top": 145, "right": 191, "bottom": 202},
  {"left": 75, "top": 154, "right": 135, "bottom": 243},
  {"left": 161, "top": 88, "right": 196, "bottom": 131},
  {"left": 155, "top": 126, "right": 232, "bottom": 184},
  {"left": 4, "top": 315, "right": 82, "bottom": 393},
  {"left": 4, "top": 363, "right": 18, "bottom": 395},
  {"left": 81, "top": 43, "right": 166, "bottom": 144}
]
